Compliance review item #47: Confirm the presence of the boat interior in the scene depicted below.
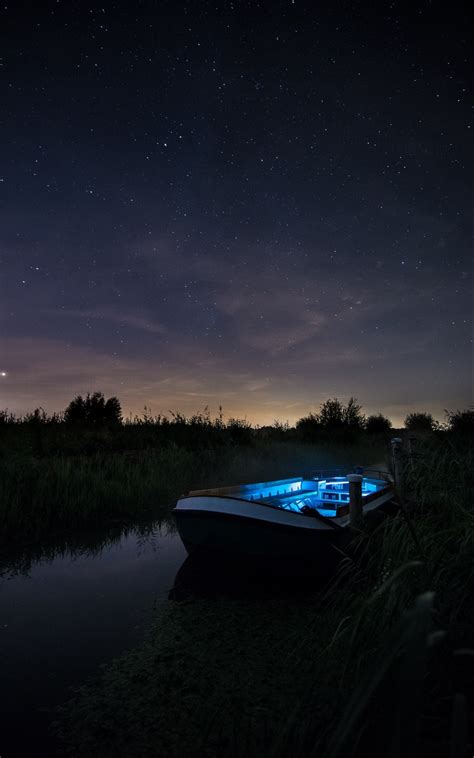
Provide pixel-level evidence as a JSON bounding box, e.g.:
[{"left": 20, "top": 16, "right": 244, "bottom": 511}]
[{"left": 188, "top": 474, "right": 391, "bottom": 518}]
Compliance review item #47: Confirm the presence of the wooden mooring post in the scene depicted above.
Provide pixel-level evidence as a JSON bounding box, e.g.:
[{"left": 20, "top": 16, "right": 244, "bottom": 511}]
[
  {"left": 347, "top": 474, "right": 363, "bottom": 527},
  {"left": 391, "top": 437, "right": 404, "bottom": 493}
]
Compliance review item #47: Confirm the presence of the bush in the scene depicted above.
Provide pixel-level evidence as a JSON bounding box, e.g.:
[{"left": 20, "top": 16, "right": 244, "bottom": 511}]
[
  {"left": 295, "top": 412, "right": 320, "bottom": 442},
  {"left": 365, "top": 414, "right": 392, "bottom": 434},
  {"left": 296, "top": 398, "right": 365, "bottom": 442},
  {"left": 446, "top": 408, "right": 474, "bottom": 437},
  {"left": 64, "top": 392, "right": 122, "bottom": 426},
  {"left": 404, "top": 412, "right": 435, "bottom": 433}
]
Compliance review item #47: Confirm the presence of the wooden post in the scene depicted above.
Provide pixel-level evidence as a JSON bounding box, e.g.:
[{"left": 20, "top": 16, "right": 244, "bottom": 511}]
[
  {"left": 348, "top": 474, "right": 363, "bottom": 527},
  {"left": 391, "top": 437, "right": 403, "bottom": 493},
  {"left": 407, "top": 436, "right": 417, "bottom": 471}
]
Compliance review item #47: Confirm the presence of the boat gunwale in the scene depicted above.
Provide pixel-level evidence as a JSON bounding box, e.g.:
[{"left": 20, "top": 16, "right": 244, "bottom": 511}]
[
  {"left": 187, "top": 472, "right": 392, "bottom": 500},
  {"left": 187, "top": 476, "right": 304, "bottom": 498},
  {"left": 175, "top": 494, "right": 344, "bottom": 529},
  {"left": 175, "top": 482, "right": 394, "bottom": 531},
  {"left": 180, "top": 479, "right": 393, "bottom": 509}
]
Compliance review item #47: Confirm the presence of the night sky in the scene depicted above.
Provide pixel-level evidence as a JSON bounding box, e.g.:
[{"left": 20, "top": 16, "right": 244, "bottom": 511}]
[{"left": 0, "top": 1, "right": 471, "bottom": 425}]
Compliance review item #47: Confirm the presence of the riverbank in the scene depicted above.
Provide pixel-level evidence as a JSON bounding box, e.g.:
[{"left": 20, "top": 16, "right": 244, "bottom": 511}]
[{"left": 55, "top": 436, "right": 474, "bottom": 758}]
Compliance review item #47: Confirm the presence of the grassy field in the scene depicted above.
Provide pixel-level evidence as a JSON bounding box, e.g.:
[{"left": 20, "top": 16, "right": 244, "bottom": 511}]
[{"left": 54, "top": 434, "right": 473, "bottom": 758}]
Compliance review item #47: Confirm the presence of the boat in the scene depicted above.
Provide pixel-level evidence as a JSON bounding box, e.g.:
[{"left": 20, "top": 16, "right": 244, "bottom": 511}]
[{"left": 173, "top": 469, "right": 394, "bottom": 565}]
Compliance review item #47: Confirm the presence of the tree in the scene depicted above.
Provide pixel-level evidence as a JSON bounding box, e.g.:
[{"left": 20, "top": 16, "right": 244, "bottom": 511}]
[
  {"left": 318, "top": 398, "right": 345, "bottom": 431},
  {"left": 64, "top": 392, "right": 122, "bottom": 425},
  {"left": 86, "top": 391, "right": 106, "bottom": 423},
  {"left": 318, "top": 397, "right": 365, "bottom": 432},
  {"left": 104, "top": 396, "right": 123, "bottom": 425},
  {"left": 296, "top": 412, "right": 320, "bottom": 442},
  {"left": 64, "top": 395, "right": 86, "bottom": 424},
  {"left": 297, "top": 398, "right": 365, "bottom": 441},
  {"left": 365, "top": 413, "right": 392, "bottom": 434},
  {"left": 446, "top": 408, "right": 474, "bottom": 437},
  {"left": 343, "top": 397, "right": 365, "bottom": 430},
  {"left": 404, "top": 412, "right": 435, "bottom": 433}
]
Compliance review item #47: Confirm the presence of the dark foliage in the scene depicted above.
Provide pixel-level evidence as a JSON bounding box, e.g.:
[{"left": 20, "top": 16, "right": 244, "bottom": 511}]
[
  {"left": 404, "top": 412, "right": 436, "bottom": 433},
  {"left": 64, "top": 392, "right": 122, "bottom": 426},
  {"left": 445, "top": 408, "right": 474, "bottom": 437},
  {"left": 319, "top": 398, "right": 345, "bottom": 430},
  {"left": 365, "top": 413, "right": 392, "bottom": 434},
  {"left": 226, "top": 418, "right": 254, "bottom": 445},
  {"left": 295, "top": 412, "right": 320, "bottom": 442},
  {"left": 257, "top": 421, "right": 293, "bottom": 443},
  {"left": 342, "top": 397, "right": 366, "bottom": 431},
  {"left": 296, "top": 398, "right": 366, "bottom": 442}
]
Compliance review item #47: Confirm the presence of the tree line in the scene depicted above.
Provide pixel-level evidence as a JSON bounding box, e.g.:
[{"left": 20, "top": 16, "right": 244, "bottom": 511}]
[{"left": 1, "top": 391, "right": 472, "bottom": 437}]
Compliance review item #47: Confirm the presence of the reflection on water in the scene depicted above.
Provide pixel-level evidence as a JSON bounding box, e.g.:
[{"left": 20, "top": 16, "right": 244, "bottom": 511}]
[
  {"left": 1, "top": 521, "right": 340, "bottom": 757},
  {"left": 0, "top": 521, "right": 186, "bottom": 758},
  {"left": 0, "top": 516, "right": 178, "bottom": 579},
  {"left": 170, "top": 549, "right": 336, "bottom": 602}
]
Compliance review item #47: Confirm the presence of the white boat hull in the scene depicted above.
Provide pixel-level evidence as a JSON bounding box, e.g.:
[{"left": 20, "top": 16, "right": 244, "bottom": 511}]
[{"left": 174, "top": 475, "right": 393, "bottom": 562}]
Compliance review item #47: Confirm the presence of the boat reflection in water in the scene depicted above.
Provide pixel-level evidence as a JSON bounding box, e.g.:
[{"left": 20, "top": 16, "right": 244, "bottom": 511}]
[{"left": 170, "top": 547, "right": 347, "bottom": 601}]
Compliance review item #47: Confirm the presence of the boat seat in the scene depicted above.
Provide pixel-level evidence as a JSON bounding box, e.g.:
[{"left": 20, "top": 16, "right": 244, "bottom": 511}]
[{"left": 261, "top": 487, "right": 319, "bottom": 504}]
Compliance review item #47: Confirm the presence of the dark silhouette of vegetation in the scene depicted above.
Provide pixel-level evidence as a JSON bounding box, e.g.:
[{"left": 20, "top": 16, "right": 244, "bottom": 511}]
[
  {"left": 295, "top": 412, "right": 320, "bottom": 443},
  {"left": 318, "top": 397, "right": 346, "bottom": 431},
  {"left": 404, "top": 412, "right": 436, "bottom": 433},
  {"left": 257, "top": 421, "right": 293, "bottom": 442},
  {"left": 365, "top": 413, "right": 392, "bottom": 434},
  {"left": 296, "top": 397, "right": 365, "bottom": 442},
  {"left": 445, "top": 407, "right": 474, "bottom": 437},
  {"left": 64, "top": 392, "right": 122, "bottom": 426},
  {"left": 5, "top": 393, "right": 470, "bottom": 463},
  {"left": 342, "top": 397, "right": 365, "bottom": 430}
]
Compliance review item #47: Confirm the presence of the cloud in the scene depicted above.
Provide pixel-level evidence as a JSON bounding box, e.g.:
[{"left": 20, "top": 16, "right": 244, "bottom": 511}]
[
  {"left": 51, "top": 306, "right": 168, "bottom": 335},
  {"left": 0, "top": 336, "right": 254, "bottom": 419},
  {"left": 1, "top": 225, "right": 471, "bottom": 426}
]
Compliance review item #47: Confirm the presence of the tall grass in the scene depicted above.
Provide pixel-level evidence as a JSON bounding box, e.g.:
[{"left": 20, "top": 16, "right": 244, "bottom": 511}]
[
  {"left": 55, "top": 435, "right": 473, "bottom": 758},
  {"left": 303, "top": 435, "right": 474, "bottom": 758},
  {"left": 0, "top": 446, "right": 195, "bottom": 542},
  {"left": 0, "top": 438, "right": 385, "bottom": 545}
]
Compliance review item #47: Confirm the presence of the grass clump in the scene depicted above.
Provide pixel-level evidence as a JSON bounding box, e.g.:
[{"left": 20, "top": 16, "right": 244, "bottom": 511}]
[{"left": 55, "top": 598, "right": 343, "bottom": 758}]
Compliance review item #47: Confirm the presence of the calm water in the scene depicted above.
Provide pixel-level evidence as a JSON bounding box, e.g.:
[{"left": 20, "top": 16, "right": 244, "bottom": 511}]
[
  {"left": 0, "top": 523, "right": 187, "bottom": 758},
  {"left": 0, "top": 505, "right": 352, "bottom": 757}
]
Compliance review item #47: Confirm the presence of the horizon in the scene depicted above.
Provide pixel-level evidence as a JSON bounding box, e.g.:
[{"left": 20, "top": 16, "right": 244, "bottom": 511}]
[
  {"left": 0, "top": 383, "right": 463, "bottom": 429},
  {"left": 0, "top": 3, "right": 471, "bottom": 430}
]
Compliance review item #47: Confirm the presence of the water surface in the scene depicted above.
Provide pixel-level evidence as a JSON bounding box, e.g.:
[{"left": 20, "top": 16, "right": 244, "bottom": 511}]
[{"left": 0, "top": 524, "right": 186, "bottom": 758}]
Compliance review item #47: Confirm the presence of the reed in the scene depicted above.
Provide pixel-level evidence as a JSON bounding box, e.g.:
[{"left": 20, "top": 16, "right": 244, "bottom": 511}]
[
  {"left": 0, "top": 439, "right": 384, "bottom": 545},
  {"left": 0, "top": 447, "right": 196, "bottom": 542},
  {"left": 306, "top": 436, "right": 474, "bottom": 758}
]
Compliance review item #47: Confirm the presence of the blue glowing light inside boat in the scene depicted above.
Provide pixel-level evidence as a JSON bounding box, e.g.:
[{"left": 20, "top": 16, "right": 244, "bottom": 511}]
[
  {"left": 275, "top": 477, "right": 383, "bottom": 515},
  {"left": 247, "top": 479, "right": 302, "bottom": 501},
  {"left": 244, "top": 476, "right": 384, "bottom": 514}
]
